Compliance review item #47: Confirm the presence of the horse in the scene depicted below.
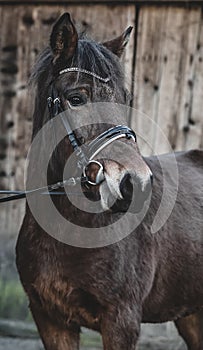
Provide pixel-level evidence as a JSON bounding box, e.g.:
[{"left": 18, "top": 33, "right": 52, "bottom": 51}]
[{"left": 16, "top": 13, "right": 203, "bottom": 350}]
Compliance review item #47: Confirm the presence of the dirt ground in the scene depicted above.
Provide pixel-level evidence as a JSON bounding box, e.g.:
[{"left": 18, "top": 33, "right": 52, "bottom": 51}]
[{"left": 0, "top": 323, "right": 187, "bottom": 350}]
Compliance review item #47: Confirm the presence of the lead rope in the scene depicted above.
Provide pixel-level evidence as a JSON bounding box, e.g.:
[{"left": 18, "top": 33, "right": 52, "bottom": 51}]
[{"left": 0, "top": 176, "right": 88, "bottom": 203}]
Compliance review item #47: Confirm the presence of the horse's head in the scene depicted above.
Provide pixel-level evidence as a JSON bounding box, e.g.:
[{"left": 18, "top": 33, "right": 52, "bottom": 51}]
[{"left": 31, "top": 13, "right": 152, "bottom": 213}]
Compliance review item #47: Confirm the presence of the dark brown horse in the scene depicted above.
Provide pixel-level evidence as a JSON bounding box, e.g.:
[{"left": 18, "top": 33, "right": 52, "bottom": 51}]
[{"left": 16, "top": 13, "right": 203, "bottom": 350}]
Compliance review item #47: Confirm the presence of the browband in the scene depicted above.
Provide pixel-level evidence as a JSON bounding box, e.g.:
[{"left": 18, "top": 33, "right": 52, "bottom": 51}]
[{"left": 59, "top": 67, "right": 110, "bottom": 83}]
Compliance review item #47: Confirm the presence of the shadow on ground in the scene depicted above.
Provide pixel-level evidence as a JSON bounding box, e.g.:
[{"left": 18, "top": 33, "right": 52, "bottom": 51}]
[{"left": 0, "top": 319, "right": 187, "bottom": 350}]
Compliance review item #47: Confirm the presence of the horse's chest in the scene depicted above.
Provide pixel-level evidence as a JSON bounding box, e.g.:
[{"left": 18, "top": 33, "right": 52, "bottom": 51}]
[{"left": 32, "top": 270, "right": 101, "bottom": 329}]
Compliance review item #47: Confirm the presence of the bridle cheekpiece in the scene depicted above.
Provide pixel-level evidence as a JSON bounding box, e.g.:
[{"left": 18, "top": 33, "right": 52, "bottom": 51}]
[{"left": 47, "top": 67, "right": 137, "bottom": 186}]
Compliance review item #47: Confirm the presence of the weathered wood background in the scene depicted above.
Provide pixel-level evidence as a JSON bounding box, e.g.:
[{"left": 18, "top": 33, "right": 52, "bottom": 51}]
[{"left": 0, "top": 1, "right": 202, "bottom": 235}]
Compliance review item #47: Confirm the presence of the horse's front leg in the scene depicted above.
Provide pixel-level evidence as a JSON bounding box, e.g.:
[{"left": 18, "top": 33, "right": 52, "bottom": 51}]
[
  {"left": 30, "top": 303, "right": 80, "bottom": 350},
  {"left": 101, "top": 306, "right": 141, "bottom": 350},
  {"left": 175, "top": 310, "right": 203, "bottom": 350}
]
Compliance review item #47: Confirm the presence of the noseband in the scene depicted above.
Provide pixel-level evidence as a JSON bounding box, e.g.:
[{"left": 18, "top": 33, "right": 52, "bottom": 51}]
[{"left": 47, "top": 67, "right": 136, "bottom": 186}]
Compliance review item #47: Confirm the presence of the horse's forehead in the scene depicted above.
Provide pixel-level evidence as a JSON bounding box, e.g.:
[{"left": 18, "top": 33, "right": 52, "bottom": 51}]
[
  {"left": 56, "top": 73, "right": 115, "bottom": 97},
  {"left": 57, "top": 72, "right": 92, "bottom": 87}
]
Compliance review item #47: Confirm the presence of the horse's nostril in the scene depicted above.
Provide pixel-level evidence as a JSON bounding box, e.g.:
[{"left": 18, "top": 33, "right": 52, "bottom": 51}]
[{"left": 120, "top": 173, "right": 133, "bottom": 201}]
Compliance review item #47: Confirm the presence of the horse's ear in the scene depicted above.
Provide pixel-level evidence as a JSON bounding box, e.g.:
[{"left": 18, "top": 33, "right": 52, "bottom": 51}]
[
  {"left": 50, "top": 13, "right": 78, "bottom": 62},
  {"left": 103, "top": 26, "right": 133, "bottom": 58}
]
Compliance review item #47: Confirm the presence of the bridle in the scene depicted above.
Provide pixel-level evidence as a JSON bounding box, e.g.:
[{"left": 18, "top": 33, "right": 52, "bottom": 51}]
[
  {"left": 47, "top": 67, "right": 136, "bottom": 185},
  {"left": 0, "top": 67, "right": 136, "bottom": 202}
]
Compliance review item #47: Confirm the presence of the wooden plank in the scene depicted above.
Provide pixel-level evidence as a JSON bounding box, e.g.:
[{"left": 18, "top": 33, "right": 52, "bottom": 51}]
[
  {"left": 186, "top": 11, "right": 203, "bottom": 150},
  {"left": 132, "top": 5, "right": 203, "bottom": 155},
  {"left": 0, "top": 4, "right": 135, "bottom": 236},
  {"left": 0, "top": 6, "right": 24, "bottom": 235},
  {"left": 0, "top": 0, "right": 203, "bottom": 3}
]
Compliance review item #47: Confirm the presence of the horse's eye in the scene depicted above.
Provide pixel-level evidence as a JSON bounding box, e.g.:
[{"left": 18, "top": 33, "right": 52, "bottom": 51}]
[{"left": 67, "top": 94, "right": 87, "bottom": 107}]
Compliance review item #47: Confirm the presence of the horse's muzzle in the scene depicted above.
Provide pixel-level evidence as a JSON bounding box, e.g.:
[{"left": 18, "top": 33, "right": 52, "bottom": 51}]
[
  {"left": 83, "top": 160, "right": 153, "bottom": 214},
  {"left": 112, "top": 172, "right": 153, "bottom": 213}
]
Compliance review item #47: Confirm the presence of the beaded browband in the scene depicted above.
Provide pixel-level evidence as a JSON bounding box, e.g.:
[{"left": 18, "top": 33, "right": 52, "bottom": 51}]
[{"left": 59, "top": 67, "right": 110, "bottom": 83}]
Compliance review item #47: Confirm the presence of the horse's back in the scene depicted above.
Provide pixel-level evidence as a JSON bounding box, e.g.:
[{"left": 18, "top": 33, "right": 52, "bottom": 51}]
[
  {"left": 176, "top": 149, "right": 203, "bottom": 169},
  {"left": 145, "top": 149, "right": 203, "bottom": 196},
  {"left": 145, "top": 149, "right": 203, "bottom": 172}
]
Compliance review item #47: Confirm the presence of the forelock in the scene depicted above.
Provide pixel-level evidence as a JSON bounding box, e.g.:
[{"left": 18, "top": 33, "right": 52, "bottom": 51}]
[{"left": 30, "top": 37, "right": 124, "bottom": 89}]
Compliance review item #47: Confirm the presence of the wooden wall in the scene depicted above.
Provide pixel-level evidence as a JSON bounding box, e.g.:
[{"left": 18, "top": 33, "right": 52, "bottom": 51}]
[
  {"left": 0, "top": 2, "right": 202, "bottom": 235},
  {"left": 134, "top": 5, "right": 203, "bottom": 155}
]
